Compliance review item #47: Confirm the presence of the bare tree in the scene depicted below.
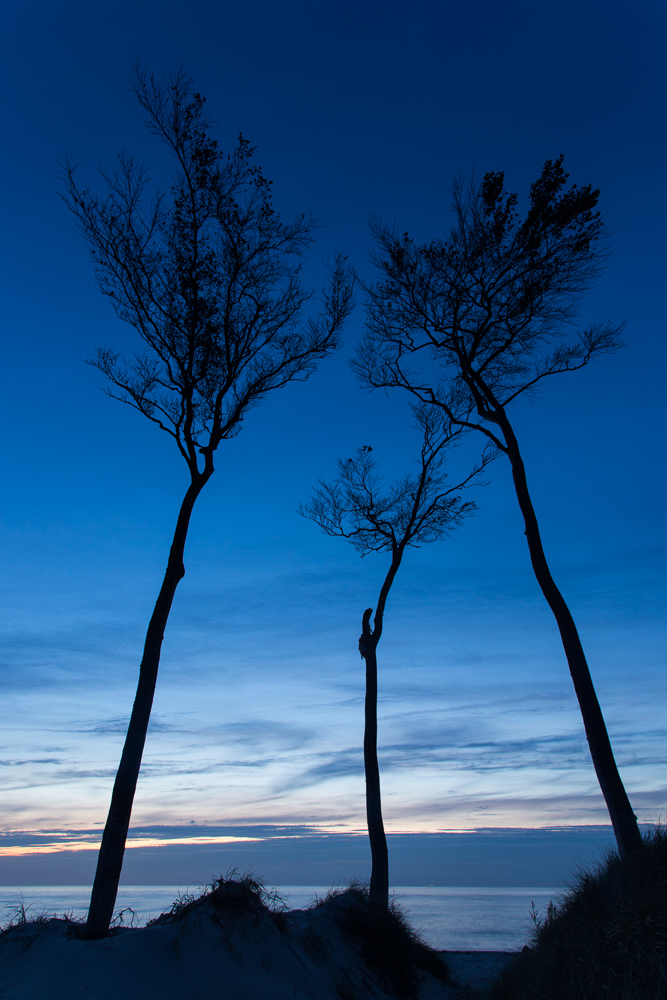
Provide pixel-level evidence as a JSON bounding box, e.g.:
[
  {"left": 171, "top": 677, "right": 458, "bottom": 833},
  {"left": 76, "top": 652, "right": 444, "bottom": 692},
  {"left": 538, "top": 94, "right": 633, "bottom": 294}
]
[
  {"left": 352, "top": 156, "right": 641, "bottom": 856},
  {"left": 299, "top": 407, "right": 491, "bottom": 906},
  {"left": 61, "top": 67, "right": 354, "bottom": 937}
]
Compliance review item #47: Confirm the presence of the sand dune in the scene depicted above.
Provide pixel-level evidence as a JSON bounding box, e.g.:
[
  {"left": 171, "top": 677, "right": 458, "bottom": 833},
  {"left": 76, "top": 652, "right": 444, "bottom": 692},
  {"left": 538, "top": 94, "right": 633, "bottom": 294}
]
[{"left": 0, "top": 884, "right": 466, "bottom": 1000}]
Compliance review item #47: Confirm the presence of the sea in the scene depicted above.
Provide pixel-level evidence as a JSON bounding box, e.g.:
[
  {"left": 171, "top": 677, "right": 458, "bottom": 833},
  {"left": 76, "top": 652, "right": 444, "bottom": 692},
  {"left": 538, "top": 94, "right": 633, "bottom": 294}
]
[{"left": 0, "top": 885, "right": 562, "bottom": 951}]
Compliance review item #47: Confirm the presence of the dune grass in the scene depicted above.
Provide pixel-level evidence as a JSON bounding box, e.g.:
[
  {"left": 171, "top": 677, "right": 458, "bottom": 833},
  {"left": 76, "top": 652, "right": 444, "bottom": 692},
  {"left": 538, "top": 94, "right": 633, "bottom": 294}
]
[
  {"left": 146, "top": 869, "right": 287, "bottom": 926},
  {"left": 309, "top": 882, "right": 450, "bottom": 1000},
  {"left": 0, "top": 899, "right": 50, "bottom": 930},
  {"left": 490, "top": 826, "right": 667, "bottom": 1000}
]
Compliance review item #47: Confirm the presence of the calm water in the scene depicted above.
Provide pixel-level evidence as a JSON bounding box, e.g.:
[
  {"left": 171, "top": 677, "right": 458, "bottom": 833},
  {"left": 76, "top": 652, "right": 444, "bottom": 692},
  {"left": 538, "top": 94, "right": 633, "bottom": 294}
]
[{"left": 0, "top": 885, "right": 561, "bottom": 950}]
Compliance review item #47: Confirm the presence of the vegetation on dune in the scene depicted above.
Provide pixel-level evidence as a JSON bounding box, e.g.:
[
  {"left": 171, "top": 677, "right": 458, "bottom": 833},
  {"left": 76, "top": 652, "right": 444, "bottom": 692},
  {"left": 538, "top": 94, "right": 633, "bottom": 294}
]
[
  {"left": 309, "top": 882, "right": 450, "bottom": 1000},
  {"left": 0, "top": 900, "right": 53, "bottom": 932},
  {"left": 146, "top": 869, "right": 287, "bottom": 926},
  {"left": 490, "top": 827, "right": 667, "bottom": 1000}
]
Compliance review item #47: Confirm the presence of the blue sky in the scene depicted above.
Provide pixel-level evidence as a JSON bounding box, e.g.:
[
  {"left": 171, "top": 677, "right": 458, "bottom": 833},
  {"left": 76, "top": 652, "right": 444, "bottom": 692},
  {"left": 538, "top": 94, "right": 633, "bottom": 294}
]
[{"left": 0, "top": 0, "right": 665, "bottom": 881}]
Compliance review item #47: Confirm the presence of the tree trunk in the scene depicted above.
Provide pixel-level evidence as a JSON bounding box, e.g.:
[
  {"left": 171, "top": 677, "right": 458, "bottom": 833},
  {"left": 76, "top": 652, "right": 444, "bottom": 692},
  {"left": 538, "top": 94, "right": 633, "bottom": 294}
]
[
  {"left": 497, "top": 412, "right": 642, "bottom": 857},
  {"left": 84, "top": 476, "right": 208, "bottom": 938},
  {"left": 360, "top": 610, "right": 389, "bottom": 908}
]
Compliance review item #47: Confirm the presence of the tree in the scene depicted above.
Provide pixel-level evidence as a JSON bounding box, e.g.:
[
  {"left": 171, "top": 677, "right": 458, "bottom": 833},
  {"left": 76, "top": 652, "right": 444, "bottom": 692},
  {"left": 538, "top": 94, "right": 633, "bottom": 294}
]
[
  {"left": 299, "top": 406, "right": 491, "bottom": 906},
  {"left": 352, "top": 156, "right": 642, "bottom": 857},
  {"left": 61, "top": 67, "right": 354, "bottom": 937}
]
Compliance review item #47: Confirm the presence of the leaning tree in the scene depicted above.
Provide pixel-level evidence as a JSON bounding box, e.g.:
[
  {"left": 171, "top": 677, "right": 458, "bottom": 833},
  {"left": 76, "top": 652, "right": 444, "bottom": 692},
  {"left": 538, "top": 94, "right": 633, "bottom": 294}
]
[
  {"left": 62, "top": 67, "right": 353, "bottom": 937},
  {"left": 352, "top": 156, "right": 641, "bottom": 857},
  {"left": 299, "top": 405, "right": 491, "bottom": 906}
]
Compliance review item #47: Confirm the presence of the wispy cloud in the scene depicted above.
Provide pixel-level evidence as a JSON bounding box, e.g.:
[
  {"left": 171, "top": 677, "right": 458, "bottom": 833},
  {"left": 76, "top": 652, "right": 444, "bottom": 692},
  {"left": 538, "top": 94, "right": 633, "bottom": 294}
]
[{"left": 1, "top": 547, "right": 664, "bottom": 833}]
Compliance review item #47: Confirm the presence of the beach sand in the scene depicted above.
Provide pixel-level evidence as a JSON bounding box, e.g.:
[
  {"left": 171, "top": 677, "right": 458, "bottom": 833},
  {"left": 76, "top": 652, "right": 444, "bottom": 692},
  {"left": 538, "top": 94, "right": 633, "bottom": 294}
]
[
  {"left": 0, "top": 887, "right": 518, "bottom": 999},
  {"left": 444, "top": 951, "right": 518, "bottom": 993}
]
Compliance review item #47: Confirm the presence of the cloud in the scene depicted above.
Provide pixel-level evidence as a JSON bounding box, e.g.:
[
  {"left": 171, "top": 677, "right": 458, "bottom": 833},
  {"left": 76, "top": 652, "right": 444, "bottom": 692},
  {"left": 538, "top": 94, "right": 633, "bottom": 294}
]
[
  {"left": 1, "top": 545, "right": 663, "bottom": 835},
  {"left": 191, "top": 720, "right": 317, "bottom": 752},
  {"left": 0, "top": 758, "right": 63, "bottom": 767},
  {"left": 276, "top": 749, "right": 365, "bottom": 791}
]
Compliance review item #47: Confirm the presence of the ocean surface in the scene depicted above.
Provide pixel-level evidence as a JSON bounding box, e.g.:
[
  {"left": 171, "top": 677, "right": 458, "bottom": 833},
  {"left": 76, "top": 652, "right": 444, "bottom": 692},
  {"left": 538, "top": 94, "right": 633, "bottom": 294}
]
[{"left": 0, "top": 885, "right": 562, "bottom": 951}]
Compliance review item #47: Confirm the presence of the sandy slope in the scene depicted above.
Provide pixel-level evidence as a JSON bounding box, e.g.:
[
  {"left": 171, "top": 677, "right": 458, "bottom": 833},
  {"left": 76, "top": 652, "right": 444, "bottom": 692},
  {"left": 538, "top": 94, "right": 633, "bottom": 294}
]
[{"left": 0, "top": 889, "right": 461, "bottom": 1000}]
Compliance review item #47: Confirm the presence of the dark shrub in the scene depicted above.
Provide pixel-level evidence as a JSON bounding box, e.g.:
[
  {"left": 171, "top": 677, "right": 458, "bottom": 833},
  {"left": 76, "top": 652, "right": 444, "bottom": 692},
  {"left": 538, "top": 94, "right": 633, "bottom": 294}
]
[
  {"left": 314, "top": 884, "right": 450, "bottom": 1000},
  {"left": 491, "top": 827, "right": 667, "bottom": 1000}
]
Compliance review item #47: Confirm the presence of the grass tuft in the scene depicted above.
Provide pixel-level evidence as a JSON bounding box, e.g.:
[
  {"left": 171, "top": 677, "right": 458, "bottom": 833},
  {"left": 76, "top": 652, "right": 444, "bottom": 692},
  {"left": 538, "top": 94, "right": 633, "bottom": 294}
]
[
  {"left": 0, "top": 898, "right": 86, "bottom": 935},
  {"left": 490, "top": 825, "right": 667, "bottom": 1000},
  {"left": 146, "top": 868, "right": 286, "bottom": 926},
  {"left": 110, "top": 906, "right": 140, "bottom": 928},
  {"left": 0, "top": 900, "right": 44, "bottom": 930}
]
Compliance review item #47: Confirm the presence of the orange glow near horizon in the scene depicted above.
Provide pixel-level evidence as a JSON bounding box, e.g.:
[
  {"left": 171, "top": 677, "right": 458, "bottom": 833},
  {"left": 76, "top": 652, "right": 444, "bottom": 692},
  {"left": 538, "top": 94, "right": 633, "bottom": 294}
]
[
  {"left": 0, "top": 835, "right": 268, "bottom": 857},
  {"left": 0, "top": 825, "right": 508, "bottom": 857}
]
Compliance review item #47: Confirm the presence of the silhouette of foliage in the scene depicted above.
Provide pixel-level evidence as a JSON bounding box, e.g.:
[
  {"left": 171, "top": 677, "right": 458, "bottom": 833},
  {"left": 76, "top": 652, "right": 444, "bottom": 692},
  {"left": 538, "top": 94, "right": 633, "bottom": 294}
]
[
  {"left": 61, "top": 65, "right": 353, "bottom": 938},
  {"left": 301, "top": 406, "right": 491, "bottom": 907},
  {"left": 352, "top": 156, "right": 640, "bottom": 858},
  {"left": 300, "top": 406, "right": 489, "bottom": 556}
]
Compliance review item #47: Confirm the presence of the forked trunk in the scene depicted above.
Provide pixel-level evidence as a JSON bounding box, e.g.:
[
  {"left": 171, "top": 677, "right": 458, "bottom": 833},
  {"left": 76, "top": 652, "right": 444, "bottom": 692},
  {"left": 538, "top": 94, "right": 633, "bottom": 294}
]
[
  {"left": 84, "top": 476, "right": 209, "bottom": 938},
  {"left": 361, "top": 609, "right": 389, "bottom": 908},
  {"left": 498, "top": 413, "right": 641, "bottom": 857}
]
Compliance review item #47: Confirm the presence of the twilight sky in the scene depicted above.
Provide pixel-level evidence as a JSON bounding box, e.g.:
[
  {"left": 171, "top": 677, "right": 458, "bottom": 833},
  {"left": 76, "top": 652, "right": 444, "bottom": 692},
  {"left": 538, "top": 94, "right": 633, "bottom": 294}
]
[{"left": 1, "top": 0, "right": 665, "bottom": 881}]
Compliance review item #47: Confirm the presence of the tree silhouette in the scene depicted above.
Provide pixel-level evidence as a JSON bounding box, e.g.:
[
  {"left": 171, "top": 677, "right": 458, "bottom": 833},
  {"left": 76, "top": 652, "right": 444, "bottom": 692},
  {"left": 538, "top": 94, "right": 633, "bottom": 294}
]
[
  {"left": 299, "top": 406, "right": 491, "bottom": 906},
  {"left": 352, "top": 156, "right": 641, "bottom": 856},
  {"left": 61, "top": 67, "right": 353, "bottom": 937}
]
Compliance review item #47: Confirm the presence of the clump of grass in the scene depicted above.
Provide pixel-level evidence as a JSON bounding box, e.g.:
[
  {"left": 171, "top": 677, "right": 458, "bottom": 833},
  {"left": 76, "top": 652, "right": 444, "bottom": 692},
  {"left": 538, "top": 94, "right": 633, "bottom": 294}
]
[
  {"left": 205, "top": 871, "right": 286, "bottom": 916},
  {"left": 110, "top": 906, "right": 140, "bottom": 929},
  {"left": 491, "top": 826, "right": 667, "bottom": 1000},
  {"left": 147, "top": 869, "right": 286, "bottom": 926},
  {"left": 0, "top": 899, "right": 88, "bottom": 939},
  {"left": 0, "top": 900, "right": 43, "bottom": 931},
  {"left": 311, "top": 881, "right": 450, "bottom": 1000}
]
